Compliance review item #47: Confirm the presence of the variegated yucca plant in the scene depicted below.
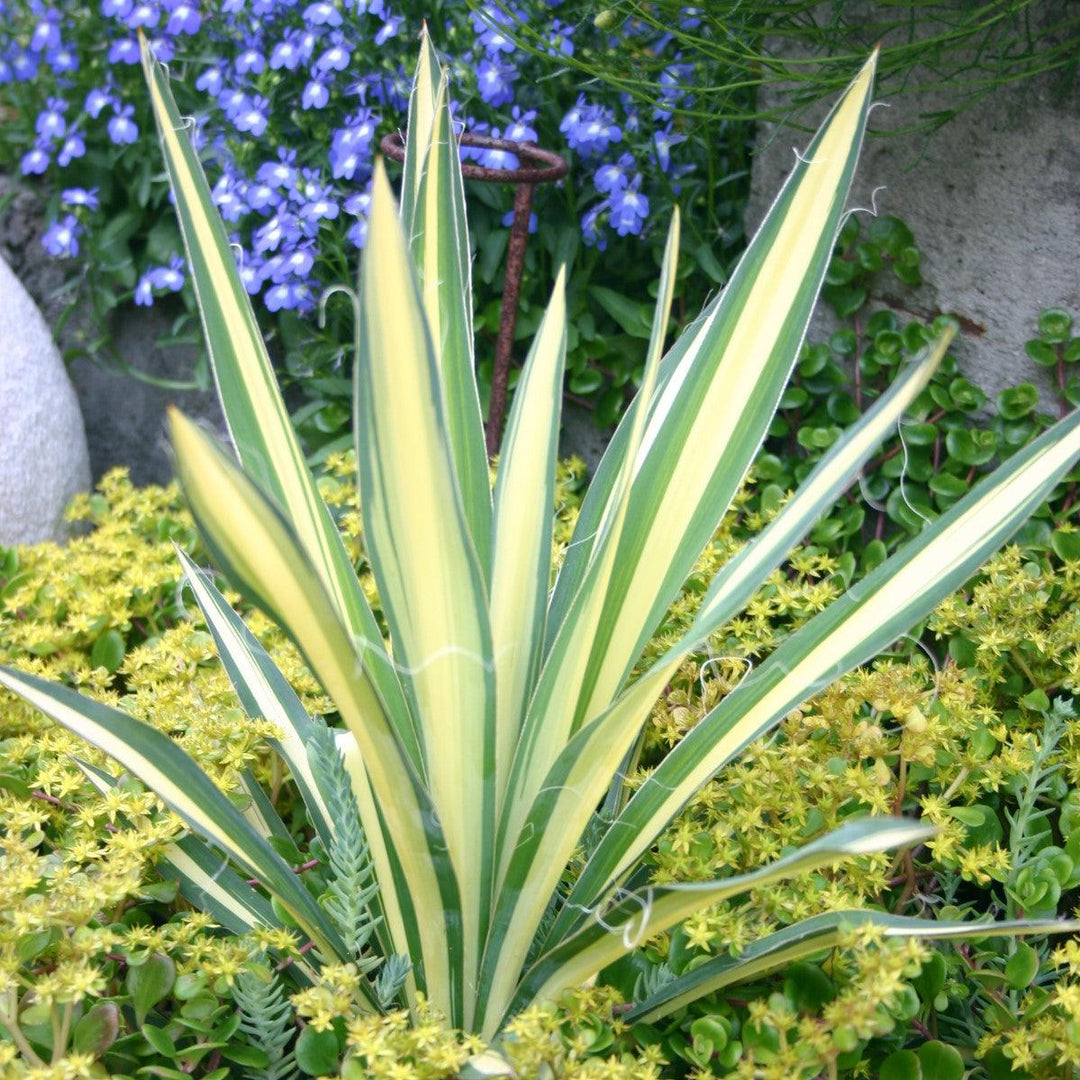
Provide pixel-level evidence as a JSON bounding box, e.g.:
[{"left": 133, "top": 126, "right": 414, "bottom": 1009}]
[{"left": 4, "top": 32, "right": 1080, "bottom": 1043}]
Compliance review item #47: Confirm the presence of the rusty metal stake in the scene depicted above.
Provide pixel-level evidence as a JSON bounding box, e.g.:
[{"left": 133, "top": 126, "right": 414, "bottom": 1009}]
[{"left": 380, "top": 130, "right": 568, "bottom": 457}]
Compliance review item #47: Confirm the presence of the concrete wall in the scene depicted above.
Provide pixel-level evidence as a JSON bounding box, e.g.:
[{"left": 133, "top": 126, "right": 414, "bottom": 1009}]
[{"left": 746, "top": 30, "right": 1080, "bottom": 409}]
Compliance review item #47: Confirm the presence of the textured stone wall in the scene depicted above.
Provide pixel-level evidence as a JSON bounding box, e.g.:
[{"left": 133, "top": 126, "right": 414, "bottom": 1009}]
[{"left": 746, "top": 29, "right": 1080, "bottom": 408}]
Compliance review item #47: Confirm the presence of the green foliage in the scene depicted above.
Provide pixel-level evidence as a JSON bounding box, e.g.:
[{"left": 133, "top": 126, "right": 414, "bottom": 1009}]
[
  {"left": 481, "top": 0, "right": 1080, "bottom": 133},
  {"left": 234, "top": 963, "right": 299, "bottom": 1080},
  {"left": 306, "top": 720, "right": 382, "bottom": 967}
]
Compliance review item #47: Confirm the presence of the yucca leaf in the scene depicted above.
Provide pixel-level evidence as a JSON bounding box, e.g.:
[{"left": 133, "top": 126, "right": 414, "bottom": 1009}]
[
  {"left": 356, "top": 161, "right": 494, "bottom": 1025},
  {"left": 505, "top": 819, "right": 933, "bottom": 1027},
  {"left": 410, "top": 61, "right": 492, "bottom": 573},
  {"left": 545, "top": 54, "right": 878, "bottom": 734},
  {"left": 400, "top": 26, "right": 440, "bottom": 231},
  {"left": 553, "top": 406, "right": 1080, "bottom": 946},
  {"left": 177, "top": 551, "right": 335, "bottom": 848},
  {"left": 499, "top": 212, "right": 680, "bottom": 871},
  {"left": 137, "top": 33, "right": 417, "bottom": 770},
  {"left": 1, "top": 667, "right": 346, "bottom": 960},
  {"left": 686, "top": 324, "right": 954, "bottom": 642},
  {"left": 490, "top": 268, "right": 567, "bottom": 799},
  {"left": 481, "top": 215, "right": 679, "bottom": 1029},
  {"left": 627, "top": 909, "right": 1080, "bottom": 1023},
  {"left": 477, "top": 657, "right": 681, "bottom": 1035},
  {"left": 168, "top": 408, "right": 463, "bottom": 1020}
]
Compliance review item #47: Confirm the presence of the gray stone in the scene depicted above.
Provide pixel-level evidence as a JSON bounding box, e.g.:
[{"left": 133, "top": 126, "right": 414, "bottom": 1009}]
[
  {"left": 559, "top": 400, "right": 611, "bottom": 476},
  {"left": 67, "top": 311, "right": 227, "bottom": 488},
  {"left": 0, "top": 172, "right": 228, "bottom": 487},
  {"left": 0, "top": 254, "right": 91, "bottom": 544},
  {"left": 746, "top": 29, "right": 1080, "bottom": 409}
]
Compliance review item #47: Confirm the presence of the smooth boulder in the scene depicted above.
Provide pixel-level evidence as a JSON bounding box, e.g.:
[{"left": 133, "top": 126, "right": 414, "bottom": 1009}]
[{"left": 0, "top": 254, "right": 91, "bottom": 544}]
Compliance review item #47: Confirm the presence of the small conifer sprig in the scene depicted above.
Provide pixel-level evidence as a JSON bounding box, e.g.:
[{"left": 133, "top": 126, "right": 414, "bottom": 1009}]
[
  {"left": 307, "top": 719, "right": 382, "bottom": 964},
  {"left": 234, "top": 961, "right": 300, "bottom": 1080}
]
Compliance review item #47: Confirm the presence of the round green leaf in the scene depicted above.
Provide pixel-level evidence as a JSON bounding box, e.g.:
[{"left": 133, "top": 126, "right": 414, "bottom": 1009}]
[
  {"left": 296, "top": 1025, "right": 340, "bottom": 1075},
  {"left": 783, "top": 962, "right": 836, "bottom": 1011},
  {"left": 880, "top": 1048, "right": 921, "bottom": 1080},
  {"left": 996, "top": 384, "right": 1039, "bottom": 420},
  {"left": 1037, "top": 307, "right": 1073, "bottom": 343},
  {"left": 945, "top": 429, "right": 998, "bottom": 466},
  {"left": 1025, "top": 339, "right": 1058, "bottom": 367},
  {"left": 91, "top": 629, "right": 126, "bottom": 674},
  {"left": 73, "top": 1002, "right": 120, "bottom": 1056},
  {"left": 1051, "top": 529, "right": 1080, "bottom": 561},
  {"left": 916, "top": 1040, "right": 964, "bottom": 1080}
]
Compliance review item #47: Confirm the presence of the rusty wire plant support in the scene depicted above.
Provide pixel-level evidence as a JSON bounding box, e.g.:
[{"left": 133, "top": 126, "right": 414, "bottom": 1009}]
[{"left": 381, "top": 130, "right": 568, "bottom": 457}]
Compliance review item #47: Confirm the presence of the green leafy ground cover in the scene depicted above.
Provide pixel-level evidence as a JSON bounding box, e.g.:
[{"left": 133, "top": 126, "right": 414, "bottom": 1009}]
[{"left": 3, "top": 289, "right": 1080, "bottom": 1078}]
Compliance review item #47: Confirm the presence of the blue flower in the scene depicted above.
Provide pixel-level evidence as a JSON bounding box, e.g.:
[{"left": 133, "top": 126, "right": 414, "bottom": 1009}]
[
  {"left": 135, "top": 274, "right": 155, "bottom": 305},
  {"left": 147, "top": 254, "right": 186, "bottom": 291},
  {"left": 581, "top": 200, "right": 608, "bottom": 250},
  {"left": 257, "top": 148, "right": 298, "bottom": 190},
  {"left": 302, "top": 76, "right": 330, "bottom": 110},
  {"left": 594, "top": 151, "right": 633, "bottom": 194},
  {"left": 560, "top": 95, "right": 622, "bottom": 158},
  {"left": 296, "top": 170, "right": 338, "bottom": 221},
  {"left": 30, "top": 11, "right": 61, "bottom": 52},
  {"left": 107, "top": 38, "right": 141, "bottom": 64},
  {"left": 504, "top": 105, "right": 538, "bottom": 144},
  {"left": 235, "top": 46, "right": 266, "bottom": 75},
  {"left": 470, "top": 7, "right": 517, "bottom": 55},
  {"left": 195, "top": 66, "right": 223, "bottom": 95},
  {"left": 234, "top": 94, "right": 270, "bottom": 136},
  {"left": 303, "top": 0, "right": 341, "bottom": 25},
  {"left": 61, "top": 187, "right": 100, "bottom": 210},
  {"left": 265, "top": 280, "right": 313, "bottom": 312},
  {"left": 35, "top": 97, "right": 68, "bottom": 139},
  {"left": 238, "top": 254, "right": 266, "bottom": 295},
  {"left": 124, "top": 1, "right": 160, "bottom": 29},
  {"left": 41, "top": 214, "right": 81, "bottom": 257},
  {"left": 476, "top": 57, "right": 515, "bottom": 107},
  {"left": 107, "top": 104, "right": 139, "bottom": 144},
  {"left": 474, "top": 128, "right": 518, "bottom": 171},
  {"left": 653, "top": 60, "right": 694, "bottom": 121},
  {"left": 255, "top": 210, "right": 300, "bottom": 252},
  {"left": 85, "top": 86, "right": 115, "bottom": 118},
  {"left": 374, "top": 14, "right": 402, "bottom": 46},
  {"left": 242, "top": 179, "right": 280, "bottom": 212},
  {"left": 21, "top": 144, "right": 51, "bottom": 175},
  {"left": 343, "top": 189, "right": 370, "bottom": 217},
  {"left": 270, "top": 243, "right": 315, "bottom": 282},
  {"left": 608, "top": 175, "right": 648, "bottom": 236},
  {"left": 101, "top": 0, "right": 133, "bottom": 18},
  {"left": 57, "top": 130, "right": 86, "bottom": 167},
  {"left": 328, "top": 109, "right": 377, "bottom": 179},
  {"left": 11, "top": 50, "right": 39, "bottom": 81},
  {"left": 315, "top": 32, "right": 351, "bottom": 73},
  {"left": 653, "top": 123, "right": 686, "bottom": 173},
  {"left": 165, "top": 1, "right": 201, "bottom": 35},
  {"left": 347, "top": 217, "right": 368, "bottom": 248},
  {"left": 211, "top": 173, "right": 247, "bottom": 222},
  {"left": 46, "top": 45, "right": 79, "bottom": 74},
  {"left": 545, "top": 18, "right": 574, "bottom": 58},
  {"left": 219, "top": 87, "right": 247, "bottom": 119},
  {"left": 270, "top": 29, "right": 304, "bottom": 71}
]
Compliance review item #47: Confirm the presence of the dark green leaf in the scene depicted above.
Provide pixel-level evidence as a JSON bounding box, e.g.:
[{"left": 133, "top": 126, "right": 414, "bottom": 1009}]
[{"left": 128, "top": 954, "right": 176, "bottom": 1025}]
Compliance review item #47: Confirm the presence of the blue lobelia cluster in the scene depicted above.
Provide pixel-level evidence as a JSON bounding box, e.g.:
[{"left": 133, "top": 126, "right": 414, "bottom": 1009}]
[{"left": 1, "top": 0, "right": 703, "bottom": 316}]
